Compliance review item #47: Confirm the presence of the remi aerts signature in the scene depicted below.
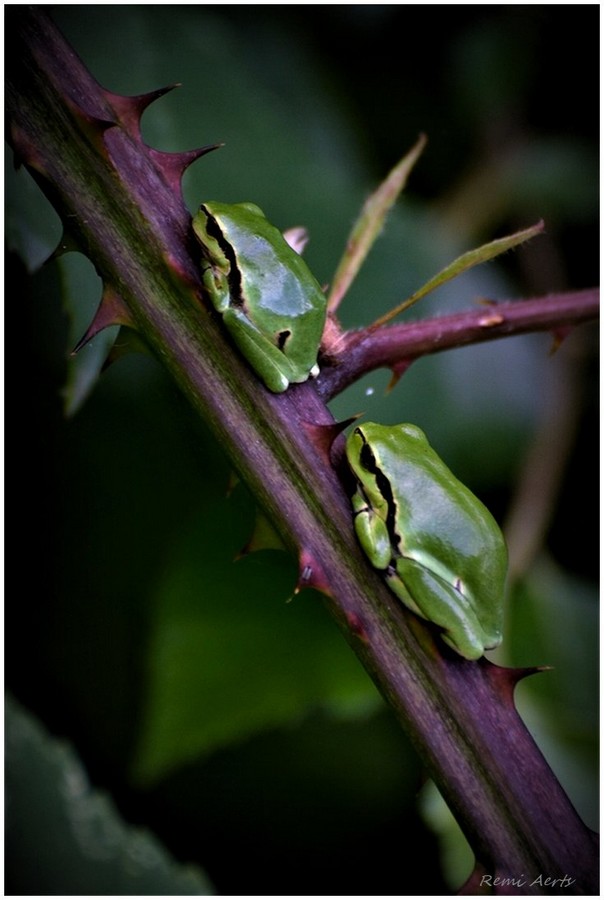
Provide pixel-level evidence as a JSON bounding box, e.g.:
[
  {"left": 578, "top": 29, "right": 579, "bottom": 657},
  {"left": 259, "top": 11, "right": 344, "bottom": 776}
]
[{"left": 480, "top": 874, "right": 576, "bottom": 890}]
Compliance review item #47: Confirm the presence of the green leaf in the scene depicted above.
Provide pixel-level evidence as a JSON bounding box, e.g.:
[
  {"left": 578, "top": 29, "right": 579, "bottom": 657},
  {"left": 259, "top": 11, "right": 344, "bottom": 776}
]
[
  {"left": 5, "top": 155, "right": 62, "bottom": 272},
  {"left": 327, "top": 134, "right": 427, "bottom": 311},
  {"left": 499, "top": 558, "right": 599, "bottom": 830},
  {"left": 419, "top": 780, "right": 474, "bottom": 890},
  {"left": 132, "top": 489, "right": 381, "bottom": 785},
  {"left": 5, "top": 695, "right": 214, "bottom": 895},
  {"left": 370, "top": 219, "right": 544, "bottom": 328},
  {"left": 58, "top": 254, "right": 118, "bottom": 416}
]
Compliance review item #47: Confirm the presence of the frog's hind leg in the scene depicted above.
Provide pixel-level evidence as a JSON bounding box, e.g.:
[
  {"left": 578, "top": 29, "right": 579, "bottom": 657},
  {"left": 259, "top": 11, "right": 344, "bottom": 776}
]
[
  {"left": 222, "top": 307, "right": 297, "bottom": 393},
  {"left": 388, "top": 557, "right": 488, "bottom": 660}
]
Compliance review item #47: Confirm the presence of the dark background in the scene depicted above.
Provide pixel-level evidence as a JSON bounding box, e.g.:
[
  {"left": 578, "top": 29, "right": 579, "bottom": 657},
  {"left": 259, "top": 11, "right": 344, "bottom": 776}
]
[{"left": 6, "top": 5, "right": 598, "bottom": 895}]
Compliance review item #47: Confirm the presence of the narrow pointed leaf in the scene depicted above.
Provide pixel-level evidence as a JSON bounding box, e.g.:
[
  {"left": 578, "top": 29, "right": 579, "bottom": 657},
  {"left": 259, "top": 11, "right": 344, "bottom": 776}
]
[
  {"left": 327, "top": 134, "right": 427, "bottom": 312},
  {"left": 370, "top": 220, "right": 545, "bottom": 329}
]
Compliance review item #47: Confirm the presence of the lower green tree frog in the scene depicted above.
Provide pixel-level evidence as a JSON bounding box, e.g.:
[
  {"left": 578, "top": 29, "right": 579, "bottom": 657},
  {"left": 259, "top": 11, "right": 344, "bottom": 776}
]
[{"left": 346, "top": 422, "right": 507, "bottom": 660}]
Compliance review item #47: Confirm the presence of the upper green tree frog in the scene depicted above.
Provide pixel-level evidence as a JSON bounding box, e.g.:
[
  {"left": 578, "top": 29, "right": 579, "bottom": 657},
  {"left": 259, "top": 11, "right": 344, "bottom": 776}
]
[
  {"left": 346, "top": 422, "right": 507, "bottom": 660},
  {"left": 192, "top": 201, "right": 327, "bottom": 393}
]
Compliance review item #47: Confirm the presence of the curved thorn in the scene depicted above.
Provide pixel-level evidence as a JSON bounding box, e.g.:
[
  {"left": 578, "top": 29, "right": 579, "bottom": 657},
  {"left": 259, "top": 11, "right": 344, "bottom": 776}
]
[
  {"left": 102, "top": 85, "right": 181, "bottom": 135},
  {"left": 302, "top": 415, "right": 361, "bottom": 463},
  {"left": 295, "top": 549, "right": 332, "bottom": 596},
  {"left": 72, "top": 287, "right": 135, "bottom": 355},
  {"left": 148, "top": 144, "right": 224, "bottom": 192}
]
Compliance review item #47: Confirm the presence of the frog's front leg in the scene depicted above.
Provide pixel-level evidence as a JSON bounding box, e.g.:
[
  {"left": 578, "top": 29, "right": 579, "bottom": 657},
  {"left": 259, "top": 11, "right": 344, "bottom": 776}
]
[
  {"left": 222, "top": 306, "right": 299, "bottom": 393},
  {"left": 351, "top": 500, "right": 392, "bottom": 571}
]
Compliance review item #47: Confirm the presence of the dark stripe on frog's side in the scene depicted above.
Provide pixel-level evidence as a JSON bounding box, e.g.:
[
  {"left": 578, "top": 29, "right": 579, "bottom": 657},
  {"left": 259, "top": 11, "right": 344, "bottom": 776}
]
[
  {"left": 200, "top": 205, "right": 244, "bottom": 308},
  {"left": 356, "top": 428, "right": 402, "bottom": 559}
]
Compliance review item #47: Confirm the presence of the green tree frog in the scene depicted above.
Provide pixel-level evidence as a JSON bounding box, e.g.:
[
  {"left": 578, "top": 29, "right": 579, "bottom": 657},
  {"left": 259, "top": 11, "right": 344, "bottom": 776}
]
[
  {"left": 346, "top": 422, "right": 507, "bottom": 660},
  {"left": 192, "top": 201, "right": 327, "bottom": 393}
]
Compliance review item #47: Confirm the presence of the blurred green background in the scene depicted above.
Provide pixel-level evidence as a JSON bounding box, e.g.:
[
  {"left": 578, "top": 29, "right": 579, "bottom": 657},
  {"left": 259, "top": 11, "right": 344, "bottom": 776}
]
[{"left": 6, "top": 5, "right": 598, "bottom": 895}]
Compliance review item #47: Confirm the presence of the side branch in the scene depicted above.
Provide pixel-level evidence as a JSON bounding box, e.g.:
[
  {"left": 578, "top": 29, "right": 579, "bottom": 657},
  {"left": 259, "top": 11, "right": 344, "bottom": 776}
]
[{"left": 318, "top": 288, "right": 598, "bottom": 400}]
